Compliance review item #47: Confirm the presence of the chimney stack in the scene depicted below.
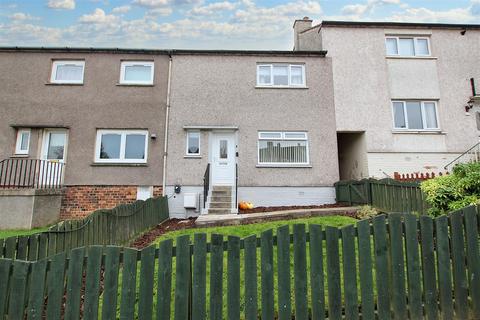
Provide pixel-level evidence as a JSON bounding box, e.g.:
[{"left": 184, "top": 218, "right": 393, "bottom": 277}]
[{"left": 293, "top": 17, "right": 312, "bottom": 50}]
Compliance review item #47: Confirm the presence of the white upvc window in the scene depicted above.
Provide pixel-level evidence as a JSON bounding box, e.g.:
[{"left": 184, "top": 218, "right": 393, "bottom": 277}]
[
  {"left": 256, "top": 64, "right": 306, "bottom": 87},
  {"left": 120, "top": 61, "right": 154, "bottom": 85},
  {"left": 50, "top": 60, "right": 85, "bottom": 84},
  {"left": 392, "top": 101, "right": 439, "bottom": 131},
  {"left": 186, "top": 131, "right": 200, "bottom": 156},
  {"left": 95, "top": 129, "right": 148, "bottom": 163},
  {"left": 258, "top": 131, "right": 309, "bottom": 165},
  {"left": 385, "top": 37, "right": 431, "bottom": 57},
  {"left": 15, "top": 129, "right": 31, "bottom": 155}
]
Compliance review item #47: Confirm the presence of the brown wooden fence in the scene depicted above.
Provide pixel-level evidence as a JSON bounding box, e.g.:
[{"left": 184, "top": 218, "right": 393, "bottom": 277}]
[
  {"left": 1, "top": 205, "right": 479, "bottom": 319},
  {"left": 0, "top": 196, "right": 169, "bottom": 261},
  {"left": 335, "top": 178, "right": 428, "bottom": 214}
]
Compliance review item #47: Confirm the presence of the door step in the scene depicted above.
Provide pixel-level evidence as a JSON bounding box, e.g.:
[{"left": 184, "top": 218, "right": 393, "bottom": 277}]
[{"left": 206, "top": 186, "right": 233, "bottom": 214}]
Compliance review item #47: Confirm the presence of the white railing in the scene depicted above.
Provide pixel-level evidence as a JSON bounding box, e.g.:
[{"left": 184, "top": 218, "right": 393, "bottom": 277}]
[{"left": 444, "top": 141, "right": 480, "bottom": 170}]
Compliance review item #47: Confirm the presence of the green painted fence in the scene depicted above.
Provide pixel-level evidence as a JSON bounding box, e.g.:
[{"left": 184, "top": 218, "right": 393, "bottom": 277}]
[
  {"left": 0, "top": 196, "right": 169, "bottom": 261},
  {"left": 1, "top": 205, "right": 479, "bottom": 319},
  {"left": 335, "top": 178, "right": 428, "bottom": 214}
]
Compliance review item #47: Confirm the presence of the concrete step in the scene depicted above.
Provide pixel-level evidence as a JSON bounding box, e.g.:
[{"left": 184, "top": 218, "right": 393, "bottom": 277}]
[
  {"left": 210, "top": 196, "right": 231, "bottom": 202},
  {"left": 207, "top": 208, "right": 231, "bottom": 214},
  {"left": 211, "top": 190, "right": 231, "bottom": 196},
  {"left": 212, "top": 186, "right": 232, "bottom": 192},
  {"left": 209, "top": 202, "right": 232, "bottom": 209}
]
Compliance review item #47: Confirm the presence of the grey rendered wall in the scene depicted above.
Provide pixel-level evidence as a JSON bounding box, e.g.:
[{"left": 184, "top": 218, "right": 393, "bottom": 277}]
[
  {"left": 318, "top": 26, "right": 480, "bottom": 154},
  {"left": 0, "top": 51, "right": 169, "bottom": 186},
  {"left": 166, "top": 54, "right": 339, "bottom": 188}
]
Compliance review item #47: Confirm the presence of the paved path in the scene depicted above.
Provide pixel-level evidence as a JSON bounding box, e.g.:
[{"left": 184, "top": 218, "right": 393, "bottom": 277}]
[{"left": 196, "top": 206, "right": 359, "bottom": 226}]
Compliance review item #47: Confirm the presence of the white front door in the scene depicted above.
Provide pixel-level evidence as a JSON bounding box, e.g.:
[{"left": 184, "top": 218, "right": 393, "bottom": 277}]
[
  {"left": 210, "top": 132, "right": 236, "bottom": 186},
  {"left": 40, "top": 129, "right": 68, "bottom": 186}
]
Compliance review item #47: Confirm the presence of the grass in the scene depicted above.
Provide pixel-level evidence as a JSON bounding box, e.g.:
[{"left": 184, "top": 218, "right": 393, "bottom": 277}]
[
  {"left": 153, "top": 215, "right": 357, "bottom": 244},
  {"left": 0, "top": 226, "right": 49, "bottom": 239},
  {"left": 102, "top": 215, "right": 359, "bottom": 319}
]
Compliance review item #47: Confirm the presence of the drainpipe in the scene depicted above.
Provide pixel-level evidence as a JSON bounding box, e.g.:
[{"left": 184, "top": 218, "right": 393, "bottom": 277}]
[{"left": 162, "top": 54, "right": 173, "bottom": 196}]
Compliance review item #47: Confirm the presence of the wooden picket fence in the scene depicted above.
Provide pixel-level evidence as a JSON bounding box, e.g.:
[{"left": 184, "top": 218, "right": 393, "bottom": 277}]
[
  {"left": 0, "top": 196, "right": 169, "bottom": 261},
  {"left": 1, "top": 205, "right": 479, "bottom": 319},
  {"left": 335, "top": 178, "right": 428, "bottom": 214}
]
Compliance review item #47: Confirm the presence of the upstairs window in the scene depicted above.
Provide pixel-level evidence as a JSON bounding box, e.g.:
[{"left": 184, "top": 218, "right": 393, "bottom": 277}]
[
  {"left": 95, "top": 129, "right": 148, "bottom": 163},
  {"left": 120, "top": 61, "right": 154, "bottom": 85},
  {"left": 257, "top": 64, "right": 306, "bottom": 87},
  {"left": 258, "top": 131, "right": 309, "bottom": 165},
  {"left": 385, "top": 37, "right": 430, "bottom": 57},
  {"left": 392, "top": 101, "right": 439, "bottom": 130},
  {"left": 50, "top": 60, "right": 85, "bottom": 84},
  {"left": 15, "top": 129, "right": 30, "bottom": 155}
]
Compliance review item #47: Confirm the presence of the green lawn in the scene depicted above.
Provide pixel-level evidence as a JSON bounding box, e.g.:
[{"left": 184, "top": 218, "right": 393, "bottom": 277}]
[
  {"left": 153, "top": 215, "right": 357, "bottom": 244},
  {"left": 0, "top": 227, "right": 49, "bottom": 239},
  {"left": 103, "top": 215, "right": 359, "bottom": 319}
]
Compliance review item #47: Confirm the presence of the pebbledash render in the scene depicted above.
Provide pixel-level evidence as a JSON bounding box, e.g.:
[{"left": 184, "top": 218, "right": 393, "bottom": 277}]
[
  {"left": 0, "top": 48, "right": 169, "bottom": 219},
  {"left": 294, "top": 18, "right": 480, "bottom": 179},
  {"left": 165, "top": 51, "right": 338, "bottom": 217}
]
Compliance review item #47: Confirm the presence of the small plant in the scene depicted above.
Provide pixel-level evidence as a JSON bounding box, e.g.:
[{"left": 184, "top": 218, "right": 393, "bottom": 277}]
[{"left": 356, "top": 205, "right": 378, "bottom": 220}]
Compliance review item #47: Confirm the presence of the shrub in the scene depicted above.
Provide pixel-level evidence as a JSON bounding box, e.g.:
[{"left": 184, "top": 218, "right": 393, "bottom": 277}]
[
  {"left": 356, "top": 205, "right": 378, "bottom": 220},
  {"left": 421, "top": 162, "right": 480, "bottom": 216}
]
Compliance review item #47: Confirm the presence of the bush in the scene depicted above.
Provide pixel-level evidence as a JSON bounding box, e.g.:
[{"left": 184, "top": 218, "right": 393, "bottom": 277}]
[
  {"left": 421, "top": 162, "right": 480, "bottom": 216},
  {"left": 356, "top": 205, "right": 379, "bottom": 220}
]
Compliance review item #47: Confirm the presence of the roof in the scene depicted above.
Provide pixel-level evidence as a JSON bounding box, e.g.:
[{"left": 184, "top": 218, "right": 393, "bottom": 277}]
[
  {"left": 320, "top": 20, "right": 480, "bottom": 30},
  {"left": 0, "top": 47, "right": 327, "bottom": 57}
]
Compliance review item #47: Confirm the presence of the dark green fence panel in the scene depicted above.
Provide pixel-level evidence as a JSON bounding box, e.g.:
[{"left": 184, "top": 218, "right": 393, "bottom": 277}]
[
  {"left": 450, "top": 210, "right": 468, "bottom": 320},
  {"left": 261, "top": 229, "right": 274, "bottom": 320},
  {"left": 192, "top": 234, "right": 207, "bottom": 320},
  {"left": 325, "top": 226, "right": 341, "bottom": 320},
  {"left": 64, "top": 247, "right": 85, "bottom": 320},
  {"left": 157, "top": 240, "right": 173, "bottom": 320},
  {"left": 388, "top": 214, "right": 407, "bottom": 320},
  {"left": 356, "top": 219, "right": 374, "bottom": 320},
  {"left": 309, "top": 224, "right": 325, "bottom": 320},
  {"left": 434, "top": 215, "right": 454, "bottom": 320},
  {"left": 244, "top": 235, "right": 258, "bottom": 320},
  {"left": 464, "top": 206, "right": 480, "bottom": 320},
  {"left": 83, "top": 246, "right": 102, "bottom": 320},
  {"left": 293, "top": 224, "right": 308, "bottom": 320},
  {"left": 26, "top": 259, "right": 47, "bottom": 320},
  {"left": 174, "top": 236, "right": 191, "bottom": 320},
  {"left": 101, "top": 246, "right": 121, "bottom": 320},
  {"left": 420, "top": 216, "right": 438, "bottom": 320},
  {"left": 372, "top": 215, "right": 390, "bottom": 320},
  {"left": 120, "top": 248, "right": 139, "bottom": 320},
  {"left": 45, "top": 252, "right": 66, "bottom": 320},
  {"left": 277, "top": 226, "right": 291, "bottom": 320},
  {"left": 227, "top": 236, "right": 240, "bottom": 320},
  {"left": 8, "top": 261, "right": 29, "bottom": 319},
  {"left": 139, "top": 245, "right": 156, "bottom": 320},
  {"left": 404, "top": 215, "right": 423, "bottom": 320},
  {"left": 210, "top": 234, "right": 223, "bottom": 320},
  {"left": 341, "top": 225, "right": 358, "bottom": 320}
]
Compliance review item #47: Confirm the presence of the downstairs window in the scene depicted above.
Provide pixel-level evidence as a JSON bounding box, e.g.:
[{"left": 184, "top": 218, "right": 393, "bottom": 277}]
[
  {"left": 95, "top": 129, "right": 148, "bottom": 163},
  {"left": 258, "top": 131, "right": 309, "bottom": 165},
  {"left": 392, "top": 101, "right": 439, "bottom": 131}
]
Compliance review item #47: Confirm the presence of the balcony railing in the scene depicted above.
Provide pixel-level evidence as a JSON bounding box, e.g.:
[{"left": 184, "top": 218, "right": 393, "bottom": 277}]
[{"left": 0, "top": 158, "right": 64, "bottom": 189}]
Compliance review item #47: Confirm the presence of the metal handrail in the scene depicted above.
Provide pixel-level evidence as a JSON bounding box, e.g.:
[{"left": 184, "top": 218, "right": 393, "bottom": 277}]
[
  {"left": 444, "top": 141, "right": 480, "bottom": 170},
  {"left": 203, "top": 163, "right": 210, "bottom": 208},
  {"left": 0, "top": 158, "right": 64, "bottom": 189},
  {"left": 235, "top": 164, "right": 238, "bottom": 211}
]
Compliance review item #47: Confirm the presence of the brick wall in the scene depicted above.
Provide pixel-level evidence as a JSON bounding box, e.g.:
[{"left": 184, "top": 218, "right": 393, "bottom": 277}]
[{"left": 60, "top": 185, "right": 163, "bottom": 220}]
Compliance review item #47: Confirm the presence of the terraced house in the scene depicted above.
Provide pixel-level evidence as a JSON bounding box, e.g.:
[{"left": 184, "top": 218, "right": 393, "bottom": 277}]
[{"left": 294, "top": 18, "right": 480, "bottom": 180}]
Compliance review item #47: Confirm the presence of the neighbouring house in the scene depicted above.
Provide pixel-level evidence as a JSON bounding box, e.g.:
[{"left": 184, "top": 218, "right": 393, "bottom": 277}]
[
  {"left": 0, "top": 48, "right": 169, "bottom": 221},
  {"left": 294, "top": 18, "right": 480, "bottom": 179},
  {"left": 165, "top": 50, "right": 338, "bottom": 217}
]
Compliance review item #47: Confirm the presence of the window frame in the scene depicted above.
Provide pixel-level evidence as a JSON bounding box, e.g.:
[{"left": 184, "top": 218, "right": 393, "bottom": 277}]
[
  {"left": 257, "top": 131, "right": 310, "bottom": 166},
  {"left": 50, "top": 60, "right": 85, "bottom": 84},
  {"left": 385, "top": 36, "right": 431, "bottom": 57},
  {"left": 256, "top": 64, "right": 306, "bottom": 87},
  {"left": 391, "top": 100, "right": 440, "bottom": 131},
  {"left": 15, "top": 129, "right": 31, "bottom": 155},
  {"left": 185, "top": 130, "right": 201, "bottom": 156},
  {"left": 119, "top": 61, "right": 155, "bottom": 85},
  {"left": 94, "top": 129, "right": 149, "bottom": 164}
]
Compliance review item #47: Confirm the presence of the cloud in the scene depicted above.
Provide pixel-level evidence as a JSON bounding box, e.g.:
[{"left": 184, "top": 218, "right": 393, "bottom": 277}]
[
  {"left": 47, "top": 0, "right": 75, "bottom": 10},
  {"left": 388, "top": 7, "right": 477, "bottom": 23},
  {"left": 132, "top": 0, "right": 169, "bottom": 7},
  {"left": 79, "top": 8, "right": 119, "bottom": 24},
  {"left": 112, "top": 5, "right": 131, "bottom": 14},
  {"left": 9, "top": 13, "right": 40, "bottom": 21},
  {"left": 145, "top": 7, "right": 174, "bottom": 17},
  {"left": 341, "top": 0, "right": 401, "bottom": 17},
  {"left": 188, "top": 1, "right": 237, "bottom": 16}
]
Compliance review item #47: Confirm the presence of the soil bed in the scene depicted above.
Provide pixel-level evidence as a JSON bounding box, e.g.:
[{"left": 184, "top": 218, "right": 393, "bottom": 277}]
[{"left": 239, "top": 203, "right": 346, "bottom": 214}]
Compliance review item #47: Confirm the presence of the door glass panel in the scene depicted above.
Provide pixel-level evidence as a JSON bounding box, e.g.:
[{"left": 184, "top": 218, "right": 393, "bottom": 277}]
[
  {"left": 47, "top": 133, "right": 66, "bottom": 160},
  {"left": 125, "top": 134, "right": 146, "bottom": 159},
  {"left": 100, "top": 134, "right": 121, "bottom": 159},
  {"left": 219, "top": 140, "right": 228, "bottom": 159}
]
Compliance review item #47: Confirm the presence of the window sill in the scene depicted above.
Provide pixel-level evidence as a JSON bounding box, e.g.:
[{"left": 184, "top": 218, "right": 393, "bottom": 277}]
[
  {"left": 386, "top": 56, "right": 437, "bottom": 60},
  {"left": 255, "top": 86, "right": 308, "bottom": 89},
  {"left": 256, "top": 164, "right": 312, "bottom": 168},
  {"left": 184, "top": 155, "right": 202, "bottom": 159},
  {"left": 392, "top": 130, "right": 446, "bottom": 135},
  {"left": 45, "top": 82, "right": 84, "bottom": 86},
  {"left": 11, "top": 154, "right": 29, "bottom": 158},
  {"left": 91, "top": 163, "right": 148, "bottom": 167},
  {"left": 116, "top": 83, "right": 154, "bottom": 87}
]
